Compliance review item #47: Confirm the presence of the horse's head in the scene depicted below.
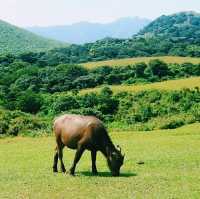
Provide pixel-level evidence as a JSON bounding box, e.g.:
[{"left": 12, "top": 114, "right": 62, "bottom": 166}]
[{"left": 107, "top": 145, "right": 125, "bottom": 176}]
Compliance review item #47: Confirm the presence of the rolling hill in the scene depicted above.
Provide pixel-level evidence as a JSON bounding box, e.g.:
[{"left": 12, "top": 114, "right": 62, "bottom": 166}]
[
  {"left": 0, "top": 20, "right": 67, "bottom": 55},
  {"left": 27, "top": 17, "right": 151, "bottom": 44}
]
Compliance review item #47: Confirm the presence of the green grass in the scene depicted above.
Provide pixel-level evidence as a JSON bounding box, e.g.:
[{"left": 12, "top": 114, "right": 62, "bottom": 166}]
[
  {"left": 1, "top": 123, "right": 200, "bottom": 198},
  {"left": 80, "top": 77, "right": 200, "bottom": 94},
  {"left": 82, "top": 56, "right": 200, "bottom": 69}
]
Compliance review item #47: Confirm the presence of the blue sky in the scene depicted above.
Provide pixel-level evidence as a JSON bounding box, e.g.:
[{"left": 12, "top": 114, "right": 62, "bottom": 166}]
[{"left": 1, "top": 0, "right": 200, "bottom": 27}]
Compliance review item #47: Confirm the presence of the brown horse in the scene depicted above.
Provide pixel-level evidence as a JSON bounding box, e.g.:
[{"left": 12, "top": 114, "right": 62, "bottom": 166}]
[{"left": 53, "top": 114, "right": 124, "bottom": 176}]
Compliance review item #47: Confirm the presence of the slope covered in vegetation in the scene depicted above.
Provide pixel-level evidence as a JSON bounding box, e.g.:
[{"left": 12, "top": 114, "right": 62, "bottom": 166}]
[
  {"left": 139, "top": 11, "right": 200, "bottom": 42},
  {"left": 0, "top": 55, "right": 199, "bottom": 135},
  {"left": 0, "top": 20, "right": 66, "bottom": 55},
  {"left": 1, "top": 11, "right": 200, "bottom": 136}
]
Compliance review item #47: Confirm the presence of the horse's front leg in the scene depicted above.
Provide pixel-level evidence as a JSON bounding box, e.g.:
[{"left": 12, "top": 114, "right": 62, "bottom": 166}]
[
  {"left": 91, "top": 150, "right": 98, "bottom": 175},
  {"left": 69, "top": 145, "right": 85, "bottom": 175}
]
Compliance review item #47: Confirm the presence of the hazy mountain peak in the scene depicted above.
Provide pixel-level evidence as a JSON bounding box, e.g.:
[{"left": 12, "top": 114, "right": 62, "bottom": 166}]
[{"left": 27, "top": 17, "right": 151, "bottom": 44}]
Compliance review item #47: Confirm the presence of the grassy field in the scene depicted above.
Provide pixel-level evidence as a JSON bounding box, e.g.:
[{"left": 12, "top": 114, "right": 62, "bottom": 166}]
[
  {"left": 80, "top": 77, "right": 200, "bottom": 94},
  {"left": 1, "top": 123, "right": 200, "bottom": 199},
  {"left": 82, "top": 56, "right": 200, "bottom": 69}
]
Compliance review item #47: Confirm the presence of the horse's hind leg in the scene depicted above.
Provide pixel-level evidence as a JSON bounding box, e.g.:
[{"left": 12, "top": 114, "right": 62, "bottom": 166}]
[
  {"left": 57, "top": 142, "right": 66, "bottom": 173},
  {"left": 53, "top": 146, "right": 58, "bottom": 172}
]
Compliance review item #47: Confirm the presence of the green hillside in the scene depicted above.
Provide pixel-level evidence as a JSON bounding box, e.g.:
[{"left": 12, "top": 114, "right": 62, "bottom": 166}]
[
  {"left": 0, "top": 20, "right": 67, "bottom": 55},
  {"left": 139, "top": 11, "right": 200, "bottom": 42}
]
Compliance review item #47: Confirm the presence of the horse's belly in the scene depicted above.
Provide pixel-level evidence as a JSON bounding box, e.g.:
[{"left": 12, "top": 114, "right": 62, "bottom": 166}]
[
  {"left": 61, "top": 131, "right": 81, "bottom": 150},
  {"left": 65, "top": 140, "right": 78, "bottom": 149}
]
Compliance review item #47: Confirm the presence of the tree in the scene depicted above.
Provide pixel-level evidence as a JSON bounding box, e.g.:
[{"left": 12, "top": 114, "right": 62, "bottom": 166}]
[
  {"left": 134, "top": 62, "right": 147, "bottom": 78},
  {"left": 145, "top": 59, "right": 169, "bottom": 78}
]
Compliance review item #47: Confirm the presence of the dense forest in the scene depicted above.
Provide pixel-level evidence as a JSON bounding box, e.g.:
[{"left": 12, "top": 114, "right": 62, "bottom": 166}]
[
  {"left": 0, "top": 56, "right": 199, "bottom": 96},
  {"left": 0, "top": 11, "right": 200, "bottom": 137}
]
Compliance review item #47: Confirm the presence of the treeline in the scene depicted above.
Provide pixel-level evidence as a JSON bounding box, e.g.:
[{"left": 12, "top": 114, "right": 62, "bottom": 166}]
[
  {"left": 0, "top": 56, "right": 200, "bottom": 103},
  {"left": 0, "top": 87, "right": 199, "bottom": 136},
  {"left": 16, "top": 37, "right": 200, "bottom": 66}
]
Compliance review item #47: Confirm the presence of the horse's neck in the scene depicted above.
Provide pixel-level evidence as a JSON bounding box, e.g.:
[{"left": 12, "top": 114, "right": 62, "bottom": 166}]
[{"left": 101, "top": 141, "right": 116, "bottom": 158}]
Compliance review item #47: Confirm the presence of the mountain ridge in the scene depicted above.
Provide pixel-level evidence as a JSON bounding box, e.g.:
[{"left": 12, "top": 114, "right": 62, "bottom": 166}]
[{"left": 27, "top": 17, "right": 151, "bottom": 44}]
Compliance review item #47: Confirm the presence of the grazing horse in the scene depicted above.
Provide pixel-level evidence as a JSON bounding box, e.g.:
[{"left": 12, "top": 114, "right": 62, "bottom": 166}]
[{"left": 53, "top": 114, "right": 125, "bottom": 176}]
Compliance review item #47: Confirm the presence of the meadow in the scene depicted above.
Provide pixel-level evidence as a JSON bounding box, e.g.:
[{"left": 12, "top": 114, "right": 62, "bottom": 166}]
[
  {"left": 82, "top": 56, "right": 200, "bottom": 69},
  {"left": 1, "top": 123, "right": 200, "bottom": 199},
  {"left": 80, "top": 76, "right": 200, "bottom": 94}
]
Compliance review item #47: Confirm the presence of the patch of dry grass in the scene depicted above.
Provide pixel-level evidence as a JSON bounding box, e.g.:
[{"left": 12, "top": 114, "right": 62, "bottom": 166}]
[
  {"left": 82, "top": 56, "right": 200, "bottom": 69},
  {"left": 80, "top": 77, "right": 200, "bottom": 94}
]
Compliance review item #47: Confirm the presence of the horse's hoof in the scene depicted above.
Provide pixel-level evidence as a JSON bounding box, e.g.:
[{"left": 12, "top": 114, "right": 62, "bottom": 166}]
[
  {"left": 53, "top": 168, "right": 58, "bottom": 173},
  {"left": 92, "top": 172, "right": 98, "bottom": 176},
  {"left": 69, "top": 170, "right": 75, "bottom": 176}
]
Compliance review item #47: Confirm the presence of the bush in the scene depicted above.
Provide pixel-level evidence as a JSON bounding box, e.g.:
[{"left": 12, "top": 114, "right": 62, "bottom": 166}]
[
  {"left": 16, "top": 90, "right": 43, "bottom": 114},
  {"left": 0, "top": 120, "right": 9, "bottom": 134},
  {"left": 52, "top": 95, "right": 79, "bottom": 114},
  {"left": 190, "top": 103, "right": 200, "bottom": 121},
  {"left": 0, "top": 109, "right": 49, "bottom": 136},
  {"left": 145, "top": 59, "right": 169, "bottom": 78},
  {"left": 159, "top": 118, "right": 185, "bottom": 129}
]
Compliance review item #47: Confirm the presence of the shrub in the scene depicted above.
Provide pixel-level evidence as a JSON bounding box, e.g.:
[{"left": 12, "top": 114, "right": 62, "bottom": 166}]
[
  {"left": 16, "top": 90, "right": 43, "bottom": 114},
  {"left": 145, "top": 59, "right": 169, "bottom": 78},
  {"left": 0, "top": 120, "right": 9, "bottom": 134},
  {"left": 52, "top": 95, "right": 79, "bottom": 114},
  {"left": 190, "top": 103, "right": 200, "bottom": 121},
  {"left": 159, "top": 118, "right": 185, "bottom": 129}
]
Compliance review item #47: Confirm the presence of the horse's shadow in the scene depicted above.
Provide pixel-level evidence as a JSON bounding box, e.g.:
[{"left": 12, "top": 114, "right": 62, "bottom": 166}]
[{"left": 80, "top": 171, "right": 137, "bottom": 177}]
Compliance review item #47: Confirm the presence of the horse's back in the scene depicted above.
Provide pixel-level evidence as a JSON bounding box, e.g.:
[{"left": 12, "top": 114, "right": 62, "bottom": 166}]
[{"left": 53, "top": 114, "right": 104, "bottom": 149}]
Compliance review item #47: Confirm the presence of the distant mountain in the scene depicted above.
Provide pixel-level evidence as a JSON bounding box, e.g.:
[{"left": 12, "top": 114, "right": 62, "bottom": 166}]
[
  {"left": 27, "top": 17, "right": 151, "bottom": 44},
  {"left": 0, "top": 20, "right": 67, "bottom": 55},
  {"left": 20, "top": 11, "right": 200, "bottom": 66},
  {"left": 138, "top": 11, "right": 200, "bottom": 43}
]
